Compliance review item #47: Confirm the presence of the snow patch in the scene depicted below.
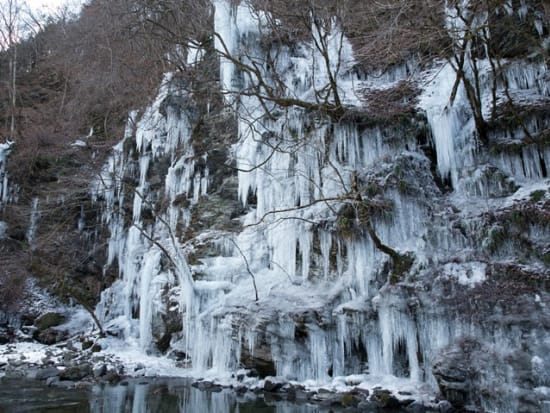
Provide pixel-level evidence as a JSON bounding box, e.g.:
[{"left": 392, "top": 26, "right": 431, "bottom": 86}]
[{"left": 442, "top": 262, "right": 487, "bottom": 287}]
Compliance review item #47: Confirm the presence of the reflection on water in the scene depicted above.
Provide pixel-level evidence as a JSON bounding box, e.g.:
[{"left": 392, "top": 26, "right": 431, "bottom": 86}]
[
  {"left": 0, "top": 378, "right": 327, "bottom": 413},
  {"left": 90, "top": 379, "right": 327, "bottom": 413}
]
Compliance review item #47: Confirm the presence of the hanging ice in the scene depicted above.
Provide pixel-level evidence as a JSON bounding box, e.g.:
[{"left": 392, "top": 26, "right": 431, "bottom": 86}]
[
  {"left": 0, "top": 141, "right": 13, "bottom": 206},
  {"left": 86, "top": 3, "right": 550, "bottom": 409}
]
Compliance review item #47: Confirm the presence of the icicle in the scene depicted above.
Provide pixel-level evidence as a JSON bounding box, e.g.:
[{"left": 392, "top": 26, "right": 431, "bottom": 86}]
[
  {"left": 138, "top": 248, "right": 162, "bottom": 350},
  {"left": 344, "top": 238, "right": 376, "bottom": 297},
  {"left": 419, "top": 63, "right": 476, "bottom": 186},
  {"left": 308, "top": 325, "right": 330, "bottom": 382},
  {"left": 319, "top": 230, "right": 332, "bottom": 280},
  {"left": 213, "top": 0, "right": 237, "bottom": 99},
  {"left": 78, "top": 205, "right": 86, "bottom": 232},
  {"left": 377, "top": 299, "right": 420, "bottom": 380},
  {"left": 494, "top": 146, "right": 549, "bottom": 182},
  {"left": 0, "top": 141, "right": 13, "bottom": 206},
  {"left": 133, "top": 155, "right": 150, "bottom": 223}
]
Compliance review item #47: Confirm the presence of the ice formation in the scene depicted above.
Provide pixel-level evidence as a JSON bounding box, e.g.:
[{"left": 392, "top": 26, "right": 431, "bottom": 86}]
[
  {"left": 90, "top": 1, "right": 550, "bottom": 411},
  {"left": 0, "top": 141, "right": 13, "bottom": 206}
]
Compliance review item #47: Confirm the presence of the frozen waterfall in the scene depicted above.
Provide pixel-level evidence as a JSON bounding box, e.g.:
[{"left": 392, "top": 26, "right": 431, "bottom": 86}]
[{"left": 89, "top": 2, "right": 550, "bottom": 411}]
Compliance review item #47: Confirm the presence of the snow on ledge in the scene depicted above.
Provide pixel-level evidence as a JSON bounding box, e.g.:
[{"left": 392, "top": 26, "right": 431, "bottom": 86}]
[{"left": 442, "top": 261, "right": 487, "bottom": 287}]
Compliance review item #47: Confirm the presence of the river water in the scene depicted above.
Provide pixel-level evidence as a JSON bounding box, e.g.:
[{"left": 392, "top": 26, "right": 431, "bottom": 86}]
[{"left": 0, "top": 377, "right": 399, "bottom": 413}]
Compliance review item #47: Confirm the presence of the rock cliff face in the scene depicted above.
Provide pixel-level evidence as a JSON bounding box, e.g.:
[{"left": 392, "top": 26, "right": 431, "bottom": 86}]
[{"left": 2, "top": 1, "right": 550, "bottom": 412}]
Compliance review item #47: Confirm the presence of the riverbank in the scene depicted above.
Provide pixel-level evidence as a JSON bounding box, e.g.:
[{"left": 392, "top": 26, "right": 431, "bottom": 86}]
[
  {"left": 0, "top": 340, "right": 448, "bottom": 413},
  {"left": 0, "top": 376, "right": 426, "bottom": 413},
  {"left": 0, "top": 298, "right": 448, "bottom": 412}
]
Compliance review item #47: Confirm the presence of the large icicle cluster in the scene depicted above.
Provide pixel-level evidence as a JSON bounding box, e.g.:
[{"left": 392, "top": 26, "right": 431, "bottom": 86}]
[
  {"left": 419, "top": 2, "right": 550, "bottom": 194},
  {"left": 93, "top": 75, "right": 199, "bottom": 351},
  {"left": 91, "top": 1, "right": 550, "bottom": 411},
  {"left": 206, "top": 0, "right": 432, "bottom": 382}
]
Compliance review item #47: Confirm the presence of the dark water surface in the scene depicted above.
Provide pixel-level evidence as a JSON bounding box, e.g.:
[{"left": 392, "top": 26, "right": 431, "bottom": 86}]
[
  {"left": 0, "top": 377, "right": 337, "bottom": 413},
  {"left": 0, "top": 377, "right": 412, "bottom": 413}
]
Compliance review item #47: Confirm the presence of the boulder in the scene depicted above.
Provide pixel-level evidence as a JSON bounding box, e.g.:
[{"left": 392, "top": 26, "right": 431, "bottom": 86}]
[
  {"left": 46, "top": 376, "right": 60, "bottom": 387},
  {"left": 92, "top": 364, "right": 107, "bottom": 378},
  {"left": 103, "top": 368, "right": 122, "bottom": 383},
  {"left": 283, "top": 383, "right": 307, "bottom": 401},
  {"left": 263, "top": 377, "right": 285, "bottom": 392},
  {"left": 0, "top": 328, "right": 11, "bottom": 344},
  {"left": 59, "top": 363, "right": 92, "bottom": 381},
  {"left": 406, "top": 400, "right": 428, "bottom": 413},
  {"left": 194, "top": 380, "right": 214, "bottom": 390},
  {"left": 371, "top": 388, "right": 401, "bottom": 408},
  {"left": 340, "top": 392, "right": 360, "bottom": 407},
  {"left": 35, "top": 367, "right": 61, "bottom": 380},
  {"left": 34, "top": 312, "right": 66, "bottom": 331},
  {"left": 34, "top": 328, "right": 67, "bottom": 345}
]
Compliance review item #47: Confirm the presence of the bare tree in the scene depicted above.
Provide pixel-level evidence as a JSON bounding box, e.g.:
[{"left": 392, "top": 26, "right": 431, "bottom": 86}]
[
  {"left": 119, "top": 0, "right": 418, "bottom": 282},
  {"left": 0, "top": 0, "right": 22, "bottom": 140},
  {"left": 443, "top": 0, "right": 549, "bottom": 144}
]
